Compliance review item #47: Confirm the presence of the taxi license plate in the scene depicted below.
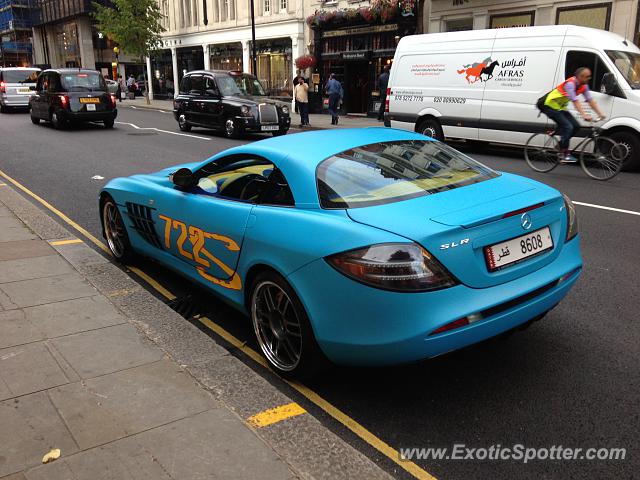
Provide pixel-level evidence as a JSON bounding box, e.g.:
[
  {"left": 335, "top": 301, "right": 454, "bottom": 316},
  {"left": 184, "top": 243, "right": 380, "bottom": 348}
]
[
  {"left": 261, "top": 125, "right": 279, "bottom": 131},
  {"left": 80, "top": 97, "right": 100, "bottom": 104},
  {"left": 18, "top": 88, "right": 31, "bottom": 94},
  {"left": 485, "top": 227, "right": 553, "bottom": 272},
  {"left": 86, "top": 104, "right": 96, "bottom": 111}
]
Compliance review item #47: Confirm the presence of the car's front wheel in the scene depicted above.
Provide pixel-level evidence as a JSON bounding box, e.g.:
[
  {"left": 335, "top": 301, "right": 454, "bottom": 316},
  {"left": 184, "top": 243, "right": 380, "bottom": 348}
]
[
  {"left": 224, "top": 118, "right": 239, "bottom": 138},
  {"left": 250, "top": 271, "right": 329, "bottom": 379},
  {"left": 101, "top": 195, "right": 135, "bottom": 263},
  {"left": 177, "top": 113, "right": 191, "bottom": 132}
]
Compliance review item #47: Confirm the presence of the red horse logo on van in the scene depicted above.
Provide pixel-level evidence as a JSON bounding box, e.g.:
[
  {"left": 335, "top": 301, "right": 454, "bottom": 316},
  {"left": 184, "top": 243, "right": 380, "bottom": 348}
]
[{"left": 457, "top": 57, "right": 496, "bottom": 84}]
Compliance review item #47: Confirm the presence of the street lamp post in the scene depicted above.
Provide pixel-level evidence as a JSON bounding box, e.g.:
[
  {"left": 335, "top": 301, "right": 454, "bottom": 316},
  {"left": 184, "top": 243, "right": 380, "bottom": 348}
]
[
  {"left": 113, "top": 46, "right": 120, "bottom": 81},
  {"left": 250, "top": 0, "right": 257, "bottom": 75}
]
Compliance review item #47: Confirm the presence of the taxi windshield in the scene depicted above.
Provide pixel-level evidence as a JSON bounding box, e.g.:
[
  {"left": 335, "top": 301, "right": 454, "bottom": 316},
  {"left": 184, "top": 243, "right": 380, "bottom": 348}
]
[
  {"left": 316, "top": 140, "right": 498, "bottom": 209},
  {"left": 606, "top": 50, "right": 640, "bottom": 89},
  {"left": 233, "top": 75, "right": 267, "bottom": 96},
  {"left": 216, "top": 75, "right": 243, "bottom": 96}
]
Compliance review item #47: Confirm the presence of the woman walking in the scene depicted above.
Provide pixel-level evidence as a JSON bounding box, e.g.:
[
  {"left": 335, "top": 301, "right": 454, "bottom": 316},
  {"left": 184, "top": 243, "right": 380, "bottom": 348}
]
[{"left": 325, "top": 73, "right": 343, "bottom": 125}]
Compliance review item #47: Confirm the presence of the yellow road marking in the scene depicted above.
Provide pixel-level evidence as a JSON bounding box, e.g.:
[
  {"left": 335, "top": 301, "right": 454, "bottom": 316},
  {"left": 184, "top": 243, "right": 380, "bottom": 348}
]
[
  {"left": 247, "top": 402, "right": 307, "bottom": 428},
  {"left": 0, "top": 183, "right": 7, "bottom": 186},
  {"left": 49, "top": 238, "right": 83, "bottom": 246},
  {"left": 0, "top": 170, "right": 437, "bottom": 480},
  {"left": 0, "top": 169, "right": 110, "bottom": 255}
]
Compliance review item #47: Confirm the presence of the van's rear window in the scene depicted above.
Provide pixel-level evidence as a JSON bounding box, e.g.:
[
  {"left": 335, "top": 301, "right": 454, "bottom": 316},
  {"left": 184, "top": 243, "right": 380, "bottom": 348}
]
[
  {"left": 1, "top": 70, "right": 39, "bottom": 83},
  {"left": 316, "top": 140, "right": 499, "bottom": 209},
  {"left": 61, "top": 72, "right": 106, "bottom": 91}
]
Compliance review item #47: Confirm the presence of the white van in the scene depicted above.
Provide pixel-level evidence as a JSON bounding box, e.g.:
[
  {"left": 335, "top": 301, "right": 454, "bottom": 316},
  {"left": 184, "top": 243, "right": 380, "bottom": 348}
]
[{"left": 386, "top": 25, "right": 640, "bottom": 170}]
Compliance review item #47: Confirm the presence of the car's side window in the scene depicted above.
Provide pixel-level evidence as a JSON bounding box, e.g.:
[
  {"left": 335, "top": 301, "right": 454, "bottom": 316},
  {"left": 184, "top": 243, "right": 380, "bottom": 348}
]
[
  {"left": 259, "top": 169, "right": 295, "bottom": 206},
  {"left": 49, "top": 74, "right": 61, "bottom": 93},
  {"left": 35, "top": 75, "right": 44, "bottom": 93},
  {"left": 41, "top": 74, "right": 50, "bottom": 93},
  {"left": 194, "top": 156, "right": 277, "bottom": 203},
  {"left": 179, "top": 76, "right": 191, "bottom": 94},
  {"left": 204, "top": 76, "right": 218, "bottom": 96},
  {"left": 189, "top": 75, "right": 204, "bottom": 96},
  {"left": 565, "top": 50, "right": 612, "bottom": 92}
]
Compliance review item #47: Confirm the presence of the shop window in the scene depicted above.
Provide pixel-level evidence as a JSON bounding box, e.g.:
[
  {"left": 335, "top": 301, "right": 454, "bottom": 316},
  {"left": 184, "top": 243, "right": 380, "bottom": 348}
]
[
  {"left": 556, "top": 3, "right": 611, "bottom": 30},
  {"left": 490, "top": 11, "right": 534, "bottom": 29},
  {"left": 264, "top": 0, "right": 270, "bottom": 14},
  {"left": 280, "top": 0, "right": 287, "bottom": 10},
  {"left": 565, "top": 50, "right": 611, "bottom": 92},
  {"left": 445, "top": 18, "right": 473, "bottom": 32}
]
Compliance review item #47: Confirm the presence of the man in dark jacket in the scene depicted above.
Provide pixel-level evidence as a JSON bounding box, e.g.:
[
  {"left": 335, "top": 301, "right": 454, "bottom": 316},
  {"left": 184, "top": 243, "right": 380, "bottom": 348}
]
[{"left": 377, "top": 65, "right": 390, "bottom": 121}]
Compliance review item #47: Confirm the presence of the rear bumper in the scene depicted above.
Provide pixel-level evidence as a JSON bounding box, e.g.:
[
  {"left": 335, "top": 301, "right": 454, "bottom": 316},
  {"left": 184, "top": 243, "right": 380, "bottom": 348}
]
[
  {"left": 287, "top": 235, "right": 582, "bottom": 366},
  {"left": 59, "top": 109, "right": 117, "bottom": 122},
  {"left": 1, "top": 95, "right": 31, "bottom": 107}
]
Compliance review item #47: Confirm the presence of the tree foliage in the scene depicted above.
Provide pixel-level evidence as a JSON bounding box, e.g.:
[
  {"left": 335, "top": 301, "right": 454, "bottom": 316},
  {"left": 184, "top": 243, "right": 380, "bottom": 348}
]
[{"left": 92, "top": 0, "right": 165, "bottom": 59}]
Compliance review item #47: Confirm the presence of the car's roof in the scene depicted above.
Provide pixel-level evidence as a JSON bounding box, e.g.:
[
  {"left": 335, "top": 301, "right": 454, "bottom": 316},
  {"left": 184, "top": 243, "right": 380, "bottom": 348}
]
[
  {"left": 185, "top": 69, "right": 238, "bottom": 76},
  {"left": 203, "top": 128, "right": 429, "bottom": 208},
  {"left": 0, "top": 66, "right": 40, "bottom": 70},
  {"left": 44, "top": 68, "right": 101, "bottom": 74}
]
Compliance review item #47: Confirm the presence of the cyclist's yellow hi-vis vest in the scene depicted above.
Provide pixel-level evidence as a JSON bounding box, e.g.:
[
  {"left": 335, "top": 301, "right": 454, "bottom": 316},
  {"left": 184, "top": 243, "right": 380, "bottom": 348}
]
[{"left": 544, "top": 76, "right": 588, "bottom": 111}]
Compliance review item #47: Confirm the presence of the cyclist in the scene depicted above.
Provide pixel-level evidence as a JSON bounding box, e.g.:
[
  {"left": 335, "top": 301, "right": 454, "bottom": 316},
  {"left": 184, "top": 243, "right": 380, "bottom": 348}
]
[{"left": 539, "top": 67, "right": 606, "bottom": 163}]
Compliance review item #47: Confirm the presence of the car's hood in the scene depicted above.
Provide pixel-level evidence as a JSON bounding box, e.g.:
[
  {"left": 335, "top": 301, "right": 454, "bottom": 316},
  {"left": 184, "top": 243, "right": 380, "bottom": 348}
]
[{"left": 346, "top": 173, "right": 565, "bottom": 288}]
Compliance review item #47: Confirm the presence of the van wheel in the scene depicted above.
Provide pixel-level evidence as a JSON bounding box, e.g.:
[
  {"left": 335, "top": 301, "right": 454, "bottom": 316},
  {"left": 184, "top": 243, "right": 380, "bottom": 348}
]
[
  {"left": 608, "top": 131, "right": 640, "bottom": 171},
  {"left": 417, "top": 117, "right": 444, "bottom": 141}
]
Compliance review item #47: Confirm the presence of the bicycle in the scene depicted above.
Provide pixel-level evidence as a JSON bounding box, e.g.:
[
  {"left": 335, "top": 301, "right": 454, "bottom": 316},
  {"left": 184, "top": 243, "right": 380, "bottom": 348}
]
[{"left": 524, "top": 118, "right": 626, "bottom": 180}]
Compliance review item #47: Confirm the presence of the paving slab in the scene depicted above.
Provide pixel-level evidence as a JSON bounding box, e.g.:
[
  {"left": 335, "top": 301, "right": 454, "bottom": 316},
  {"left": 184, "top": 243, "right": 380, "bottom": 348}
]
[
  {"left": 0, "top": 240, "right": 54, "bottom": 262},
  {"left": 0, "top": 217, "right": 37, "bottom": 242},
  {"left": 50, "top": 324, "right": 164, "bottom": 379},
  {"left": 0, "top": 342, "right": 70, "bottom": 400},
  {"left": 0, "top": 204, "right": 12, "bottom": 217},
  {"left": 1, "top": 472, "right": 28, "bottom": 480},
  {"left": 0, "top": 310, "right": 44, "bottom": 349},
  {"left": 48, "top": 359, "right": 217, "bottom": 449},
  {"left": 0, "top": 391, "right": 79, "bottom": 477},
  {"left": 23, "top": 296, "right": 126, "bottom": 339},
  {"left": 0, "top": 256, "right": 74, "bottom": 284},
  {"left": 0, "top": 273, "right": 97, "bottom": 308}
]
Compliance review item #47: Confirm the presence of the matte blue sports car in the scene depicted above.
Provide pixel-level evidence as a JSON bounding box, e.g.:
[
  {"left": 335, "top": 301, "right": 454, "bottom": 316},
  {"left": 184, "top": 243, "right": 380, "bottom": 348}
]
[{"left": 100, "top": 128, "right": 582, "bottom": 378}]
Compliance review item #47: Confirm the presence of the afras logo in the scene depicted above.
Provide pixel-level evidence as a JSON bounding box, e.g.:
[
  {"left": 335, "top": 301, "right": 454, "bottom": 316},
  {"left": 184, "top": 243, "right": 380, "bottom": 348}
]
[{"left": 440, "top": 238, "right": 470, "bottom": 250}]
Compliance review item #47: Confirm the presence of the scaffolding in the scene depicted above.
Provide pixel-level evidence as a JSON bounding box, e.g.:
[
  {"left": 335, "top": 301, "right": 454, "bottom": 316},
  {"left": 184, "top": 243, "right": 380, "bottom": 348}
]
[{"left": 0, "top": 0, "right": 35, "bottom": 66}]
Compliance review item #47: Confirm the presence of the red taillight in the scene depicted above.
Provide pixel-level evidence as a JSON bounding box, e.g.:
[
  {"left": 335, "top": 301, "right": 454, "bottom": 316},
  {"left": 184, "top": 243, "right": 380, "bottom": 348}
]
[
  {"left": 385, "top": 87, "right": 391, "bottom": 113},
  {"left": 0, "top": 81, "right": 5, "bottom": 93},
  {"left": 502, "top": 203, "right": 544, "bottom": 219},
  {"left": 59, "top": 95, "right": 69, "bottom": 108},
  {"left": 110, "top": 94, "right": 117, "bottom": 108}
]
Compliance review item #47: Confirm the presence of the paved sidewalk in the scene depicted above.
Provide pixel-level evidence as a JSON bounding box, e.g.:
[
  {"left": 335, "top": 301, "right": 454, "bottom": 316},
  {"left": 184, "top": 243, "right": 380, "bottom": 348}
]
[
  {"left": 123, "top": 97, "right": 381, "bottom": 130},
  {"left": 0, "top": 184, "right": 393, "bottom": 480}
]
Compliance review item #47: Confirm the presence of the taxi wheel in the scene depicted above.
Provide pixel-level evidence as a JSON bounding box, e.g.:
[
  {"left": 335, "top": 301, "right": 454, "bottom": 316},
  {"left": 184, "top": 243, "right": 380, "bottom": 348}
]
[
  {"left": 224, "top": 118, "right": 239, "bottom": 138},
  {"left": 101, "top": 195, "right": 135, "bottom": 263},
  {"left": 104, "top": 118, "right": 114, "bottom": 129},
  {"left": 177, "top": 113, "right": 191, "bottom": 132},
  {"left": 50, "top": 110, "right": 66, "bottom": 130},
  {"left": 30, "top": 113, "right": 40, "bottom": 125},
  {"left": 250, "top": 271, "right": 330, "bottom": 379}
]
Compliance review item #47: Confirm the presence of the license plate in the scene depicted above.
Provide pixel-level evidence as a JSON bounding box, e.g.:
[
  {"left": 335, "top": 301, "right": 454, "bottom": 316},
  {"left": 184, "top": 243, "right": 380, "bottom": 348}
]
[
  {"left": 86, "top": 104, "right": 96, "bottom": 111},
  {"left": 80, "top": 97, "right": 100, "bottom": 104},
  {"left": 18, "top": 88, "right": 31, "bottom": 94},
  {"left": 485, "top": 227, "right": 553, "bottom": 271},
  {"left": 261, "top": 125, "right": 279, "bottom": 131}
]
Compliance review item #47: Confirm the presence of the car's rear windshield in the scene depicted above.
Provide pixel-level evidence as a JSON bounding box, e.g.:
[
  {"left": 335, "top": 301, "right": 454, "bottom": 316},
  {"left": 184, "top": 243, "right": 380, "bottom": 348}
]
[
  {"left": 316, "top": 140, "right": 499, "bottom": 209},
  {"left": 2, "top": 69, "right": 39, "bottom": 83},
  {"left": 60, "top": 72, "right": 106, "bottom": 92}
]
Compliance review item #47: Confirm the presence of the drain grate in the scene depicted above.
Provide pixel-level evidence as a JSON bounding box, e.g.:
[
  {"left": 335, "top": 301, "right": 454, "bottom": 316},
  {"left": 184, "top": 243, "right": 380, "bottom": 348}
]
[{"left": 165, "top": 295, "right": 202, "bottom": 319}]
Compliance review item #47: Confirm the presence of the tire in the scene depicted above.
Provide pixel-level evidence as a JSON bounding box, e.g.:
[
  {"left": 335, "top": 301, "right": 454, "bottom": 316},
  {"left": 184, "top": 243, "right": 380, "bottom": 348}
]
[
  {"left": 104, "top": 118, "right": 114, "bottom": 129},
  {"left": 250, "top": 271, "right": 330, "bottom": 379},
  {"left": 524, "top": 132, "right": 560, "bottom": 173},
  {"left": 579, "top": 136, "right": 625, "bottom": 181},
  {"left": 50, "top": 109, "right": 66, "bottom": 130},
  {"left": 607, "top": 130, "right": 640, "bottom": 171},
  {"left": 224, "top": 117, "right": 239, "bottom": 138},
  {"left": 272, "top": 128, "right": 288, "bottom": 137},
  {"left": 177, "top": 112, "right": 191, "bottom": 132},
  {"left": 0, "top": 104, "right": 8, "bottom": 113},
  {"left": 416, "top": 117, "right": 444, "bottom": 141},
  {"left": 101, "top": 195, "right": 135, "bottom": 263},
  {"left": 30, "top": 113, "right": 40, "bottom": 125}
]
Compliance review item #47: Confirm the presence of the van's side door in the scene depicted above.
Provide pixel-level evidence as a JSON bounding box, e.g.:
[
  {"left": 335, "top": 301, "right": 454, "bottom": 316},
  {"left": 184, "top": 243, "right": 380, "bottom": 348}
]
[
  {"left": 479, "top": 30, "right": 563, "bottom": 145},
  {"left": 560, "top": 49, "right": 616, "bottom": 138}
]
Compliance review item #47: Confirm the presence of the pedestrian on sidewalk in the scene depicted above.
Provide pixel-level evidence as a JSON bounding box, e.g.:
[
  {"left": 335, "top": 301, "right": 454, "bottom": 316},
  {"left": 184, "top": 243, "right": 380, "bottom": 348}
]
[
  {"left": 377, "top": 65, "right": 390, "bottom": 121},
  {"left": 325, "top": 73, "right": 343, "bottom": 125},
  {"left": 294, "top": 77, "right": 310, "bottom": 126},
  {"left": 117, "top": 74, "right": 126, "bottom": 102}
]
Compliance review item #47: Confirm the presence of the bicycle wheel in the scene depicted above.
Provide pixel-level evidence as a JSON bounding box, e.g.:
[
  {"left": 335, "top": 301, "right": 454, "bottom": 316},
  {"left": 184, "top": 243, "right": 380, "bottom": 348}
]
[
  {"left": 524, "top": 133, "right": 560, "bottom": 173},
  {"left": 579, "top": 137, "right": 625, "bottom": 181}
]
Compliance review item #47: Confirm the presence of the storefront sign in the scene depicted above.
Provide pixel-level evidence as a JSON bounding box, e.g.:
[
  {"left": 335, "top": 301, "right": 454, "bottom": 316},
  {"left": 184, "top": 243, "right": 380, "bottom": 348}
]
[
  {"left": 342, "top": 51, "right": 369, "bottom": 60},
  {"left": 322, "top": 24, "right": 398, "bottom": 38}
]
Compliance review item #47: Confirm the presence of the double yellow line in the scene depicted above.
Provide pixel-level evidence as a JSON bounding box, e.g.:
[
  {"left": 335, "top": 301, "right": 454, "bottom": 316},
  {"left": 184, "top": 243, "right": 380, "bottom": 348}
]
[{"left": 0, "top": 168, "right": 436, "bottom": 480}]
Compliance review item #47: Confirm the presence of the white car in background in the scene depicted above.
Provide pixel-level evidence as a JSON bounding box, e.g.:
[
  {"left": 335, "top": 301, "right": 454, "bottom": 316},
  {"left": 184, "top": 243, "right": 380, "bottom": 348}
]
[{"left": 0, "top": 67, "right": 41, "bottom": 112}]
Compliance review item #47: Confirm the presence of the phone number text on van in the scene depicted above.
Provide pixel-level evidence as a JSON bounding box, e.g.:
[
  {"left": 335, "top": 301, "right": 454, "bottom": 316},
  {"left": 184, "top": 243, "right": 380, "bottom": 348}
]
[{"left": 434, "top": 96, "right": 467, "bottom": 104}]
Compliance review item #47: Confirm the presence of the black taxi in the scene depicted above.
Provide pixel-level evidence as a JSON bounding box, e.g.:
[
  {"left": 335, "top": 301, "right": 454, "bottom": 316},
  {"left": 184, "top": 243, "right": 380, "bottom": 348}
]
[
  {"left": 29, "top": 69, "right": 117, "bottom": 129},
  {"left": 173, "top": 70, "right": 290, "bottom": 138}
]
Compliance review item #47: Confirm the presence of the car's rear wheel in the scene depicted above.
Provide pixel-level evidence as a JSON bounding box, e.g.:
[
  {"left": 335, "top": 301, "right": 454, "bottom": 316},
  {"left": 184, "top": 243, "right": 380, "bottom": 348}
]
[
  {"left": 101, "top": 195, "right": 135, "bottom": 263},
  {"left": 250, "top": 271, "right": 329, "bottom": 379},
  {"left": 416, "top": 117, "right": 444, "bottom": 141},
  {"left": 0, "top": 104, "right": 9, "bottom": 113},
  {"left": 50, "top": 109, "right": 66, "bottom": 130},
  {"left": 104, "top": 118, "right": 114, "bottom": 129},
  {"left": 30, "top": 113, "right": 40, "bottom": 124},
  {"left": 177, "top": 113, "right": 191, "bottom": 132}
]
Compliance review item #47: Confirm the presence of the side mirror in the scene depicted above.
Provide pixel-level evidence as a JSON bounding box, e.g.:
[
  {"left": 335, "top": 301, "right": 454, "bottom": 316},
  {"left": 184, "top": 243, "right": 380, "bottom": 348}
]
[
  {"left": 601, "top": 73, "right": 624, "bottom": 97},
  {"left": 170, "top": 168, "right": 197, "bottom": 189}
]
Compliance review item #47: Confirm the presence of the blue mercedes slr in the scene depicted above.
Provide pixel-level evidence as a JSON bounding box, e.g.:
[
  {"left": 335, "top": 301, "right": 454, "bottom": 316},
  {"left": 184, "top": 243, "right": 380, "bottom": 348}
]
[{"left": 100, "top": 128, "right": 582, "bottom": 378}]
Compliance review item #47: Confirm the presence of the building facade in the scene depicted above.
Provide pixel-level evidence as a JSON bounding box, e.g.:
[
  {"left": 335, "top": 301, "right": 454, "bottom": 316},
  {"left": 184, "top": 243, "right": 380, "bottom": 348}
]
[
  {"left": 428, "top": 0, "right": 639, "bottom": 43},
  {"left": 148, "top": 0, "right": 307, "bottom": 99},
  {"left": 0, "top": 0, "right": 37, "bottom": 67},
  {"left": 31, "top": 0, "right": 142, "bottom": 79}
]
